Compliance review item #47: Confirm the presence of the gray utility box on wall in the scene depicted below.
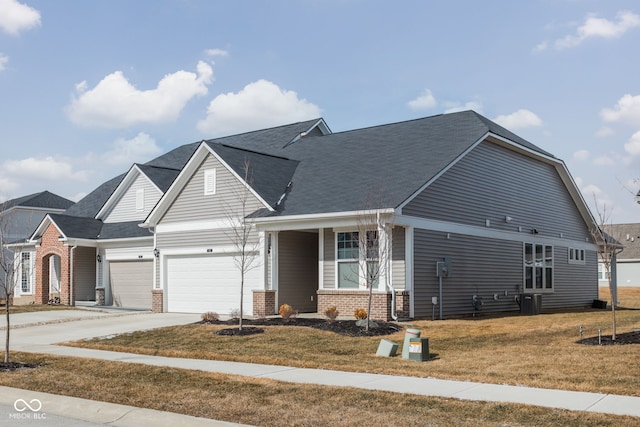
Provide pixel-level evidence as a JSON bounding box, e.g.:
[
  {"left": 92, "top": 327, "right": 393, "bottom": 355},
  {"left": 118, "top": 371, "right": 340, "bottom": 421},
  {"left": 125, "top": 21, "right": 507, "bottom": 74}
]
[
  {"left": 520, "top": 294, "right": 542, "bottom": 315},
  {"left": 408, "top": 338, "right": 430, "bottom": 362}
]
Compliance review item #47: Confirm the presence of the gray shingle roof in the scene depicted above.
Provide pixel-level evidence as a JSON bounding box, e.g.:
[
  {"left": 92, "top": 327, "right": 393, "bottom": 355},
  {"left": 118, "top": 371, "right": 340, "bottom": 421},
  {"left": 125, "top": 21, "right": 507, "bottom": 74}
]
[
  {"left": 58, "top": 111, "right": 556, "bottom": 238},
  {"left": 604, "top": 224, "right": 640, "bottom": 260},
  {"left": 207, "top": 143, "right": 299, "bottom": 208},
  {"left": 64, "top": 174, "right": 126, "bottom": 218},
  {"left": 2, "top": 191, "right": 74, "bottom": 212},
  {"left": 224, "top": 110, "right": 553, "bottom": 216},
  {"left": 136, "top": 164, "right": 181, "bottom": 192},
  {"left": 98, "top": 221, "right": 153, "bottom": 239},
  {"left": 48, "top": 214, "right": 103, "bottom": 239}
]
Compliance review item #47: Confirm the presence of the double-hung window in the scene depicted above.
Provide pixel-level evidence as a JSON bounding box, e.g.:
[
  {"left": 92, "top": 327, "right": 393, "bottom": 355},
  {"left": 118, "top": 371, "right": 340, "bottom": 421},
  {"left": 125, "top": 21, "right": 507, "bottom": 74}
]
[
  {"left": 337, "top": 231, "right": 380, "bottom": 289},
  {"left": 337, "top": 232, "right": 360, "bottom": 288},
  {"left": 524, "top": 243, "right": 553, "bottom": 292}
]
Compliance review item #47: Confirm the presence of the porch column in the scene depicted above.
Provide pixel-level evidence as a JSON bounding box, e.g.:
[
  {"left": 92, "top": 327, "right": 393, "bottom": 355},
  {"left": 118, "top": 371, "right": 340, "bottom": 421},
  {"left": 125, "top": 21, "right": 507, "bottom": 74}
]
[
  {"left": 270, "top": 232, "right": 279, "bottom": 311},
  {"left": 405, "top": 226, "right": 414, "bottom": 318},
  {"left": 318, "top": 228, "right": 324, "bottom": 290}
]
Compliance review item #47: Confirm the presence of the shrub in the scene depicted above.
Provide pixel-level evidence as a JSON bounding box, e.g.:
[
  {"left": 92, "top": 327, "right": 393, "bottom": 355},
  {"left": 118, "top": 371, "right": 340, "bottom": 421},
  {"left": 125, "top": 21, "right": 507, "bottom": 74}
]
[
  {"left": 324, "top": 306, "right": 339, "bottom": 322},
  {"left": 279, "top": 303, "right": 296, "bottom": 320},
  {"left": 354, "top": 307, "right": 367, "bottom": 320},
  {"left": 201, "top": 312, "right": 219, "bottom": 322},
  {"left": 229, "top": 308, "right": 241, "bottom": 320}
]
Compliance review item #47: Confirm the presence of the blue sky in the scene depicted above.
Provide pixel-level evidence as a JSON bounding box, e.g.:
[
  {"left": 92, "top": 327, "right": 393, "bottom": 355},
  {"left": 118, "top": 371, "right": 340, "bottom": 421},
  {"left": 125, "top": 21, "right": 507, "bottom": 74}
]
[{"left": 1, "top": 0, "right": 640, "bottom": 223}]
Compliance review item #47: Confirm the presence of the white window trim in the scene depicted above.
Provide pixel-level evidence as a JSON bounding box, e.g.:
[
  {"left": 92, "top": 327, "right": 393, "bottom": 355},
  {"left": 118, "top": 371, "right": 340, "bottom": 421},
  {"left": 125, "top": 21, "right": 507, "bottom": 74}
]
[
  {"left": 335, "top": 230, "right": 380, "bottom": 290},
  {"left": 568, "top": 247, "right": 585, "bottom": 265},
  {"left": 523, "top": 242, "right": 554, "bottom": 294},
  {"left": 204, "top": 168, "right": 217, "bottom": 195},
  {"left": 18, "top": 251, "right": 35, "bottom": 295}
]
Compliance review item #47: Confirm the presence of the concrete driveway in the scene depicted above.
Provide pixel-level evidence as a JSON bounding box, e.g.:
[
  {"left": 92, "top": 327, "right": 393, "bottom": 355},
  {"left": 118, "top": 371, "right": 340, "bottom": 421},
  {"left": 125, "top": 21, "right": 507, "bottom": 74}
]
[{"left": 5, "top": 309, "right": 201, "bottom": 350}]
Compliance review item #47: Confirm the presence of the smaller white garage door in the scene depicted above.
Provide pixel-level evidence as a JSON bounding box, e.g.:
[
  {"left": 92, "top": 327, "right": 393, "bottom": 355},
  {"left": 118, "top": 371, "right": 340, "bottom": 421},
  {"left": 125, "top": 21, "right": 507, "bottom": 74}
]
[
  {"left": 166, "top": 254, "right": 261, "bottom": 314},
  {"left": 109, "top": 260, "right": 153, "bottom": 309}
]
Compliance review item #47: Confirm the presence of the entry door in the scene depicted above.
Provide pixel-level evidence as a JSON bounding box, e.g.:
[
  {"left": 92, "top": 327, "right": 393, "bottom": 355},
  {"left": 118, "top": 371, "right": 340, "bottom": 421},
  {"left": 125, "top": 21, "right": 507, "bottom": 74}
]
[{"left": 49, "top": 255, "right": 61, "bottom": 294}]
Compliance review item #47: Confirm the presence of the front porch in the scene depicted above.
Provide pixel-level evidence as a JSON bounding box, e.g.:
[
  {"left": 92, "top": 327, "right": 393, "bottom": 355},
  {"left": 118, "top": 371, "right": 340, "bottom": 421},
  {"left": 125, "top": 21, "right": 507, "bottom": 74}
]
[{"left": 253, "top": 223, "right": 410, "bottom": 321}]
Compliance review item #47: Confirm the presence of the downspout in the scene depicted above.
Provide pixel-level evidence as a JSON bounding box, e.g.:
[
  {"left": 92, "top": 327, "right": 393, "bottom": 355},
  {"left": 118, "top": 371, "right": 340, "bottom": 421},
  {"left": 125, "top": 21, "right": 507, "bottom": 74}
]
[{"left": 70, "top": 242, "right": 78, "bottom": 306}]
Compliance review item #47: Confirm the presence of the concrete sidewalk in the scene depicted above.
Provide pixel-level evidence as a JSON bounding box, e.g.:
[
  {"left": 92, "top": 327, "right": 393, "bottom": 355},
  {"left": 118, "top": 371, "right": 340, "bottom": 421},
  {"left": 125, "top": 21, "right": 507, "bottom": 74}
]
[{"left": 7, "top": 310, "right": 640, "bottom": 420}]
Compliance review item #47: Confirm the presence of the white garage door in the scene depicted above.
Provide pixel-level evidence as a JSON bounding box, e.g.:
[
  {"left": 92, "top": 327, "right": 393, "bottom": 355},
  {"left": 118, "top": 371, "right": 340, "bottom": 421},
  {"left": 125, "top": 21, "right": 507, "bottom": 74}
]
[
  {"left": 166, "top": 254, "right": 262, "bottom": 314},
  {"left": 109, "top": 260, "right": 153, "bottom": 309}
]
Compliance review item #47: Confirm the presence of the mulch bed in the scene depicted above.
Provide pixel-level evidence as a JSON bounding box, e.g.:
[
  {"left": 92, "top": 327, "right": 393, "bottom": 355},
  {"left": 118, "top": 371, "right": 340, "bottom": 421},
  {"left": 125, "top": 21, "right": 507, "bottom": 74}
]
[
  {"left": 0, "top": 362, "right": 39, "bottom": 372},
  {"left": 203, "top": 317, "right": 403, "bottom": 337},
  {"left": 577, "top": 331, "right": 640, "bottom": 346}
]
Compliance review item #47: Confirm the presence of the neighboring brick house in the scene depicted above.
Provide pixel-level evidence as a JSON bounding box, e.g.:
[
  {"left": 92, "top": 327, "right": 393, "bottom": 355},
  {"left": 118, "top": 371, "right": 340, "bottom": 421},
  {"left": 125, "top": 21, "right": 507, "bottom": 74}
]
[
  {"left": 0, "top": 191, "right": 74, "bottom": 304},
  {"left": 23, "top": 111, "right": 600, "bottom": 319}
]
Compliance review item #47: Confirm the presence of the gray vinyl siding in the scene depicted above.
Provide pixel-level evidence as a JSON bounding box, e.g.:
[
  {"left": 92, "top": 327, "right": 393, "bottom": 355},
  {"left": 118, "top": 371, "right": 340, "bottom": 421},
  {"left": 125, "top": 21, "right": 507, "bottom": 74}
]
[
  {"left": 104, "top": 175, "right": 161, "bottom": 223},
  {"left": 157, "top": 228, "right": 232, "bottom": 248},
  {"left": 413, "top": 229, "right": 598, "bottom": 317},
  {"left": 322, "top": 229, "right": 335, "bottom": 289},
  {"left": 392, "top": 226, "right": 405, "bottom": 290},
  {"left": 74, "top": 247, "right": 96, "bottom": 301},
  {"left": 617, "top": 262, "right": 640, "bottom": 287},
  {"left": 277, "top": 231, "right": 318, "bottom": 312},
  {"left": 413, "top": 229, "right": 524, "bottom": 317},
  {"left": 548, "top": 247, "right": 598, "bottom": 308},
  {"left": 160, "top": 154, "right": 265, "bottom": 224},
  {"left": 404, "top": 141, "right": 592, "bottom": 243},
  {"left": 1, "top": 209, "right": 48, "bottom": 241}
]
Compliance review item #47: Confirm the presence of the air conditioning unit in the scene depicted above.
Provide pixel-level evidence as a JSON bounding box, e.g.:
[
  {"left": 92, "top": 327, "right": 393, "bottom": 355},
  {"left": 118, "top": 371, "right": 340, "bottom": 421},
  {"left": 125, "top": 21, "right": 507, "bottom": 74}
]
[{"left": 520, "top": 294, "right": 542, "bottom": 315}]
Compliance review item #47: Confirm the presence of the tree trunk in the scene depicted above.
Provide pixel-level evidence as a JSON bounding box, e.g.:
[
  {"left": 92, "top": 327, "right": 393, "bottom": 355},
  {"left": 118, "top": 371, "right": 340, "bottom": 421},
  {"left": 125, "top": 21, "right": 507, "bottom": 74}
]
[
  {"left": 366, "top": 281, "right": 373, "bottom": 332},
  {"left": 239, "top": 275, "right": 244, "bottom": 331},
  {"left": 4, "top": 303, "right": 9, "bottom": 364},
  {"left": 611, "top": 300, "right": 616, "bottom": 341}
]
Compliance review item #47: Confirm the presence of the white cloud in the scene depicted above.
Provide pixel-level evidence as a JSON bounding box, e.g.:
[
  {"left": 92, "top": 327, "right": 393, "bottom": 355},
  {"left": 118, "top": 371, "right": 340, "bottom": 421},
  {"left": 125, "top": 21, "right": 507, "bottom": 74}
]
[
  {"left": 0, "top": 177, "right": 20, "bottom": 195},
  {"left": 595, "top": 126, "right": 615, "bottom": 138},
  {"left": 624, "top": 130, "right": 640, "bottom": 156},
  {"left": 594, "top": 155, "right": 615, "bottom": 166},
  {"left": 67, "top": 61, "right": 214, "bottom": 128},
  {"left": 600, "top": 94, "right": 640, "bottom": 126},
  {"left": 533, "top": 41, "right": 548, "bottom": 53},
  {"left": 554, "top": 11, "right": 640, "bottom": 49},
  {"left": 408, "top": 89, "right": 437, "bottom": 110},
  {"left": 0, "top": 53, "right": 8, "bottom": 71},
  {"left": 205, "top": 48, "right": 229, "bottom": 57},
  {"left": 0, "top": 0, "right": 40, "bottom": 35},
  {"left": 1, "top": 156, "right": 89, "bottom": 181},
  {"left": 573, "top": 150, "right": 590, "bottom": 161},
  {"left": 493, "top": 109, "right": 543, "bottom": 130},
  {"left": 443, "top": 101, "right": 483, "bottom": 114},
  {"left": 197, "top": 79, "right": 322, "bottom": 136},
  {"left": 102, "top": 132, "right": 163, "bottom": 166},
  {"left": 582, "top": 183, "right": 606, "bottom": 202}
]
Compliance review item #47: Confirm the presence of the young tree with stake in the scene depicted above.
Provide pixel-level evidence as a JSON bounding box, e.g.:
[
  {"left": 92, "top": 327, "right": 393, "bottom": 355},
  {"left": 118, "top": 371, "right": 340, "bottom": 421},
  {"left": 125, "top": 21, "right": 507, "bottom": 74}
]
[
  {"left": 224, "top": 159, "right": 261, "bottom": 331},
  {"left": 589, "top": 197, "right": 622, "bottom": 341}
]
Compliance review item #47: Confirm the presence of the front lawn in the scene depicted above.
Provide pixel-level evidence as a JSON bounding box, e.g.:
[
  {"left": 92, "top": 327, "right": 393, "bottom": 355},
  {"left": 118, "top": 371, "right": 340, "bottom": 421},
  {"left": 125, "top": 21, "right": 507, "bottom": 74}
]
[
  {"left": 2, "top": 304, "right": 79, "bottom": 314},
  {"left": 68, "top": 299, "right": 640, "bottom": 396},
  {"left": 0, "top": 352, "right": 637, "bottom": 427}
]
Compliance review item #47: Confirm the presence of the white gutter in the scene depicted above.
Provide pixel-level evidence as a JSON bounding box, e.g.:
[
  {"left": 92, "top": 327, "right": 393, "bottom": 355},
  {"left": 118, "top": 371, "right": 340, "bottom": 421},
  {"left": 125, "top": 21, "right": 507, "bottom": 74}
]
[{"left": 253, "top": 208, "right": 396, "bottom": 225}]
